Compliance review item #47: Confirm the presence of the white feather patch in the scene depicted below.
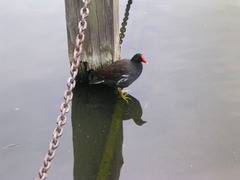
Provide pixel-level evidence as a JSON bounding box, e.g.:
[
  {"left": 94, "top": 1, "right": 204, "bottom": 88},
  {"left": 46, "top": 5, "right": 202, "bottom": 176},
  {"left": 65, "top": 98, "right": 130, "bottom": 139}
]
[{"left": 117, "top": 74, "right": 129, "bottom": 85}]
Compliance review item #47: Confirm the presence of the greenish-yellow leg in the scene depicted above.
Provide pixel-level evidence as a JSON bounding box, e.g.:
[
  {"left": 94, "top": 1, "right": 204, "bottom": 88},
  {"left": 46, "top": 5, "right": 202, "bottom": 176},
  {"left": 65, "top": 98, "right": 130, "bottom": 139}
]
[{"left": 116, "top": 88, "right": 131, "bottom": 102}]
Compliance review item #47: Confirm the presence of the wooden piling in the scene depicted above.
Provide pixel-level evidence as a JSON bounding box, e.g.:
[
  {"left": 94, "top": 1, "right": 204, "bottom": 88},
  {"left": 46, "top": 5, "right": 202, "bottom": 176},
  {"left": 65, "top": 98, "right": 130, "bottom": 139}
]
[
  {"left": 65, "top": 0, "right": 120, "bottom": 80},
  {"left": 66, "top": 1, "right": 124, "bottom": 179}
]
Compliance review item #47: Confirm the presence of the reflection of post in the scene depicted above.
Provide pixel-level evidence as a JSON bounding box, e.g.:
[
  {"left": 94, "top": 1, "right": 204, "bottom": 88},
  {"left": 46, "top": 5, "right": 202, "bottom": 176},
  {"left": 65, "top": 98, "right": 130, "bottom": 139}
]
[
  {"left": 96, "top": 100, "right": 125, "bottom": 180},
  {"left": 72, "top": 83, "right": 123, "bottom": 180},
  {"left": 72, "top": 83, "right": 145, "bottom": 179},
  {"left": 96, "top": 94, "right": 146, "bottom": 179},
  {"left": 65, "top": 0, "right": 120, "bottom": 80}
]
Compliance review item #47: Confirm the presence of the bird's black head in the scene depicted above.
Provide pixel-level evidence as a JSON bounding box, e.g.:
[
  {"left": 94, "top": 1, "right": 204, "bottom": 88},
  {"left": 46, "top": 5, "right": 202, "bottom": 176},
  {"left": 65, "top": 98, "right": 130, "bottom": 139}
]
[{"left": 131, "top": 53, "right": 148, "bottom": 64}]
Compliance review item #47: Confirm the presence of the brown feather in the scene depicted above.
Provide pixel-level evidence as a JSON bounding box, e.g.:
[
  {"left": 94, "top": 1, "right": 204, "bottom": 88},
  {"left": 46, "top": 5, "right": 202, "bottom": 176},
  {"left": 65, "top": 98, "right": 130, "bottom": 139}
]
[{"left": 94, "top": 59, "right": 131, "bottom": 81}]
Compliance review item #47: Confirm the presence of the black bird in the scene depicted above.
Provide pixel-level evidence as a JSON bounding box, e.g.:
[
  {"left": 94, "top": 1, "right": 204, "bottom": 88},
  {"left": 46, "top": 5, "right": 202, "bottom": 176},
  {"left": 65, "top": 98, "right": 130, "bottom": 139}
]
[{"left": 89, "top": 53, "right": 148, "bottom": 89}]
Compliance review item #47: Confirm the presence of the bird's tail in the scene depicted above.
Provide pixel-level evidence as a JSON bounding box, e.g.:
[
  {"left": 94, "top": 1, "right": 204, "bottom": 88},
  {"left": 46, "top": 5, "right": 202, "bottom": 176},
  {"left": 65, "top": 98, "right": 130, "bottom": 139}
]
[{"left": 88, "top": 69, "right": 104, "bottom": 85}]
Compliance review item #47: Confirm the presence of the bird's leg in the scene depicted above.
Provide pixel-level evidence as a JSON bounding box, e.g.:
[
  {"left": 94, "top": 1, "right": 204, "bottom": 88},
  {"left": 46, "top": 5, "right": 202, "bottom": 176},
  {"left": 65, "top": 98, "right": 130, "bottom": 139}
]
[{"left": 116, "top": 88, "right": 131, "bottom": 102}]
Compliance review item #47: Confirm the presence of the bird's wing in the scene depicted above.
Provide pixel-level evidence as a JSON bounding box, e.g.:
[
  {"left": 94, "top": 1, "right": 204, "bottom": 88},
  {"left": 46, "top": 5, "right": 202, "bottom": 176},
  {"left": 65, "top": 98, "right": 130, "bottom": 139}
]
[
  {"left": 95, "top": 59, "right": 131, "bottom": 81},
  {"left": 116, "top": 74, "right": 129, "bottom": 85}
]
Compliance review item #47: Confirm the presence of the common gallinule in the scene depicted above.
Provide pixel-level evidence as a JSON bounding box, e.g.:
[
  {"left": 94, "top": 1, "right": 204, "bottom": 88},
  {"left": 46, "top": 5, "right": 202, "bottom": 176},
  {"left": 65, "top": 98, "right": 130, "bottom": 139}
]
[{"left": 89, "top": 53, "right": 148, "bottom": 100}]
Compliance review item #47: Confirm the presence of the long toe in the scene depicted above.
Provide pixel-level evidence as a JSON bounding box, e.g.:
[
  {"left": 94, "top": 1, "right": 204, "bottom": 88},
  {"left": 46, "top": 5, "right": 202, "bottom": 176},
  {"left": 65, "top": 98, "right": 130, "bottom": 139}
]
[{"left": 119, "top": 90, "right": 131, "bottom": 103}]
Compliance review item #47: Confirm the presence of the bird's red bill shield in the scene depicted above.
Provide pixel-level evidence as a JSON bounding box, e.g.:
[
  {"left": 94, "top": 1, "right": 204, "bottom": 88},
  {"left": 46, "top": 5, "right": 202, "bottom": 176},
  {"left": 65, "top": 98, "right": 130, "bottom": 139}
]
[{"left": 141, "top": 55, "right": 148, "bottom": 64}]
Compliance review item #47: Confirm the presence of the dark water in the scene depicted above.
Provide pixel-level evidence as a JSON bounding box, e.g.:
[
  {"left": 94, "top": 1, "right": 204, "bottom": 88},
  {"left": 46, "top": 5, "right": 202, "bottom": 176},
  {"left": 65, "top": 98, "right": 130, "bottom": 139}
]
[{"left": 1, "top": 0, "right": 240, "bottom": 179}]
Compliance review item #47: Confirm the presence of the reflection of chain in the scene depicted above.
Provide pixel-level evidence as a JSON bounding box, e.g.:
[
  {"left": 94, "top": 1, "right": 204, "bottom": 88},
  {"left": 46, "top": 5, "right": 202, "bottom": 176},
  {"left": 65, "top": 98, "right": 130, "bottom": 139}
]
[
  {"left": 119, "top": 0, "right": 133, "bottom": 45},
  {"left": 35, "top": 1, "right": 91, "bottom": 180}
]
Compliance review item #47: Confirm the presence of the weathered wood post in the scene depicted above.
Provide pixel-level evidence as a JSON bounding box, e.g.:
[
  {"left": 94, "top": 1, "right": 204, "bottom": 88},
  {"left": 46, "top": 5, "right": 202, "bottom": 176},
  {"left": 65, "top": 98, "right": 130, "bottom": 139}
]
[
  {"left": 65, "top": 0, "right": 120, "bottom": 80},
  {"left": 65, "top": 1, "right": 123, "bottom": 179}
]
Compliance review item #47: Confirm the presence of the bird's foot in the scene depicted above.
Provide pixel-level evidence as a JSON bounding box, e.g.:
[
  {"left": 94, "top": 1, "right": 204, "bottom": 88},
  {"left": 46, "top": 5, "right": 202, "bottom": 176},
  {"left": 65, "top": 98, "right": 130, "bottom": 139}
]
[{"left": 117, "top": 89, "right": 131, "bottom": 103}]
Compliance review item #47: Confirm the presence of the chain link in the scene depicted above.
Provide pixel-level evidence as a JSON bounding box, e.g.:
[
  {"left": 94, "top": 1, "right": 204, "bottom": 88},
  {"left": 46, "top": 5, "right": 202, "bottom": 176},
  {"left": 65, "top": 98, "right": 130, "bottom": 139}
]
[
  {"left": 119, "top": 0, "right": 133, "bottom": 45},
  {"left": 35, "top": 0, "right": 91, "bottom": 179}
]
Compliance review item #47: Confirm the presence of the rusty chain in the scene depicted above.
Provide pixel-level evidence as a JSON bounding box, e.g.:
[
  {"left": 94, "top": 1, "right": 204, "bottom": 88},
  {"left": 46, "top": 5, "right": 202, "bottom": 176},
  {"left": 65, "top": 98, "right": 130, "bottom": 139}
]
[
  {"left": 35, "top": 0, "right": 91, "bottom": 179},
  {"left": 119, "top": 0, "right": 133, "bottom": 45}
]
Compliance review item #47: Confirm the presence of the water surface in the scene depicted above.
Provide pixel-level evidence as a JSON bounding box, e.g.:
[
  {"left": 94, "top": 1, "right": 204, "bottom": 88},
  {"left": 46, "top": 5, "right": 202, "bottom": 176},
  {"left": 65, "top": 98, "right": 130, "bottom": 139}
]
[{"left": 1, "top": 0, "right": 240, "bottom": 179}]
